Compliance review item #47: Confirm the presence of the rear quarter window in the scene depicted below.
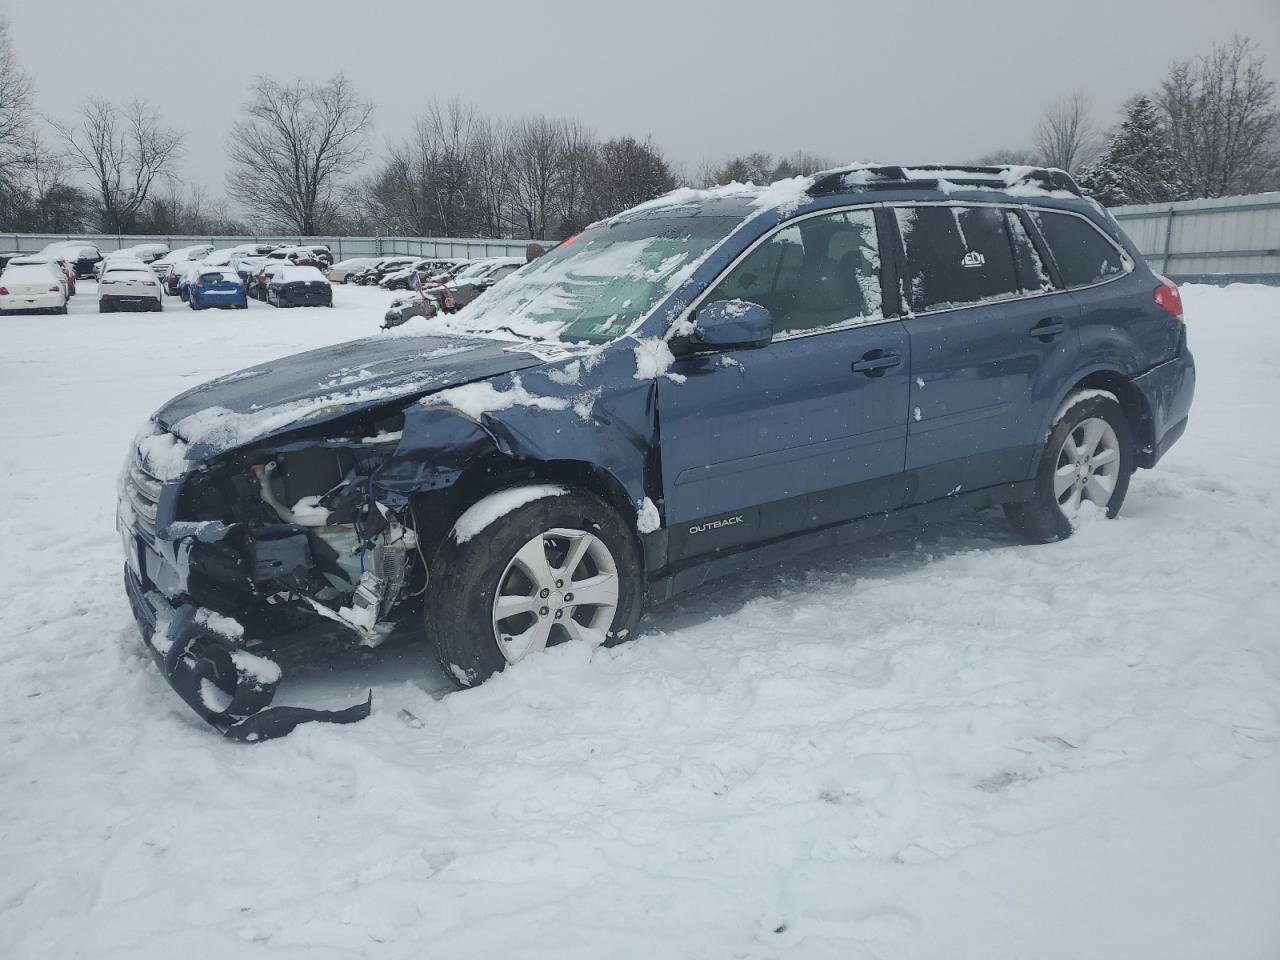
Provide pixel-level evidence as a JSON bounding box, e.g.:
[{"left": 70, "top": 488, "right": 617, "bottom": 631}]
[{"left": 1029, "top": 210, "right": 1130, "bottom": 289}]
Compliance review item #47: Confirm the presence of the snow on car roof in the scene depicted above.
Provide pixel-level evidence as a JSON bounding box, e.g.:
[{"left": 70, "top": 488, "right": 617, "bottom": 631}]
[{"left": 1, "top": 263, "right": 57, "bottom": 278}]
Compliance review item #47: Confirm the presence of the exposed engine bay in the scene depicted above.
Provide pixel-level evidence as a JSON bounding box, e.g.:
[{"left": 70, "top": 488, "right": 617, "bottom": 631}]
[{"left": 123, "top": 416, "right": 442, "bottom": 741}]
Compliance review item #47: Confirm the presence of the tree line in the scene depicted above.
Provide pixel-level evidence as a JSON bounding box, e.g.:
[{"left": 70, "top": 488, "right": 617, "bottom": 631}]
[
  {"left": 978, "top": 35, "right": 1279, "bottom": 205},
  {"left": 1, "top": 21, "right": 1277, "bottom": 240}
]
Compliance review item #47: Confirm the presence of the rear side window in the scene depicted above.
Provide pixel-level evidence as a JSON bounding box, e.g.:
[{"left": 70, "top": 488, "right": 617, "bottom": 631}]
[
  {"left": 895, "top": 205, "right": 1020, "bottom": 312},
  {"left": 1029, "top": 210, "right": 1129, "bottom": 288},
  {"left": 1006, "top": 211, "right": 1056, "bottom": 294},
  {"left": 707, "top": 208, "right": 882, "bottom": 336}
]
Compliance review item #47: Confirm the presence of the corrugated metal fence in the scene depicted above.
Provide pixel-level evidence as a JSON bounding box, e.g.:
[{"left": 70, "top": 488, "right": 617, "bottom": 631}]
[
  {"left": 1, "top": 233, "right": 541, "bottom": 260},
  {"left": 8, "top": 193, "right": 1279, "bottom": 284},
  {"left": 1110, "top": 193, "right": 1280, "bottom": 285}
]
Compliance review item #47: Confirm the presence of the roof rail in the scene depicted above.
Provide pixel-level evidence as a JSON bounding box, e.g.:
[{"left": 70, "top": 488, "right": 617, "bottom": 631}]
[{"left": 807, "top": 164, "right": 1082, "bottom": 198}]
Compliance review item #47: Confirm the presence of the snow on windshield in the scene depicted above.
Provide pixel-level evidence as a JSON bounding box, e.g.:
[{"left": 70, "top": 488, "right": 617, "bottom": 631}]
[{"left": 411, "top": 216, "right": 741, "bottom": 344}]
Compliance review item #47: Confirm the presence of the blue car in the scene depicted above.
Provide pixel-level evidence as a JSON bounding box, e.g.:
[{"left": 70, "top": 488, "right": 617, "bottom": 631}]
[
  {"left": 119, "top": 164, "right": 1194, "bottom": 738},
  {"left": 187, "top": 267, "right": 248, "bottom": 310}
]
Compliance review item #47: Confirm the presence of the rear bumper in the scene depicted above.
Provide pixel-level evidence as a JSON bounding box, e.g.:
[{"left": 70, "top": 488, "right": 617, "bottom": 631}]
[
  {"left": 102, "top": 293, "right": 160, "bottom": 310},
  {"left": 1132, "top": 336, "right": 1196, "bottom": 468},
  {"left": 0, "top": 291, "right": 63, "bottom": 311}
]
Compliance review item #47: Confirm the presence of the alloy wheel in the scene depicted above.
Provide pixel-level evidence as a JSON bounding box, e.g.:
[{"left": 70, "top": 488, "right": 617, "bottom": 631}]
[
  {"left": 491, "top": 527, "right": 620, "bottom": 663},
  {"left": 1054, "top": 416, "right": 1121, "bottom": 515}
]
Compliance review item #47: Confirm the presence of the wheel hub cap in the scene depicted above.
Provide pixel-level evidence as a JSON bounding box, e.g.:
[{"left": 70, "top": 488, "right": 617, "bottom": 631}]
[{"left": 491, "top": 527, "right": 620, "bottom": 664}]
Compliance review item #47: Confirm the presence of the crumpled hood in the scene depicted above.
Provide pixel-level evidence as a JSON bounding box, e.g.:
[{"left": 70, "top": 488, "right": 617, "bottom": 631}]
[{"left": 154, "top": 333, "right": 547, "bottom": 459}]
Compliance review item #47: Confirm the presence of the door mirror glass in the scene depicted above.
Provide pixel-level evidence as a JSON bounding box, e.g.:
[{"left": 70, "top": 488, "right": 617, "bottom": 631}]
[{"left": 691, "top": 299, "right": 774, "bottom": 351}]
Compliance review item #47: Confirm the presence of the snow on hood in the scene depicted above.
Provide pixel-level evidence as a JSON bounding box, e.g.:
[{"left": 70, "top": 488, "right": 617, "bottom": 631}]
[{"left": 153, "top": 334, "right": 550, "bottom": 459}]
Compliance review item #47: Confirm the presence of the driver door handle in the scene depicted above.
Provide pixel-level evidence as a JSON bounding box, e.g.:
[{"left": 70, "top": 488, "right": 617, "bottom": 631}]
[{"left": 851, "top": 349, "right": 902, "bottom": 377}]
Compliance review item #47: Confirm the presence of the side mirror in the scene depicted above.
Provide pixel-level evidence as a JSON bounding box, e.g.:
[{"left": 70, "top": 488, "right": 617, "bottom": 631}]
[{"left": 688, "top": 299, "right": 773, "bottom": 351}]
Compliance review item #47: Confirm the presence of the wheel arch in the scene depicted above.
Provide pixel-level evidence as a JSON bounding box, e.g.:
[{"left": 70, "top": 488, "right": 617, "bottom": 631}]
[
  {"left": 409, "top": 454, "right": 641, "bottom": 568},
  {"left": 1045, "top": 368, "right": 1154, "bottom": 466}
]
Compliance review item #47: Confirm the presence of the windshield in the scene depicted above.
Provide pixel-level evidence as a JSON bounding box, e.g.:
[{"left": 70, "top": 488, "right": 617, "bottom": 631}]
[{"left": 460, "top": 215, "right": 741, "bottom": 343}]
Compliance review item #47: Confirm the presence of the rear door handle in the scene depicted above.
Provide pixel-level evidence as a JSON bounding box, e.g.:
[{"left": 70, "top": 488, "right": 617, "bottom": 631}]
[
  {"left": 1029, "top": 318, "right": 1067, "bottom": 341},
  {"left": 851, "top": 349, "right": 902, "bottom": 376}
]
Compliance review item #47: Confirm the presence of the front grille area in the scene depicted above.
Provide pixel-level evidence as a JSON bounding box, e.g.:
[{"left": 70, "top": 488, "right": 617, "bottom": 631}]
[{"left": 125, "top": 448, "right": 163, "bottom": 545}]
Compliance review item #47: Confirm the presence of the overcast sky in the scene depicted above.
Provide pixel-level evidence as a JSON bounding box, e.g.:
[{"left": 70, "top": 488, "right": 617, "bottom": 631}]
[{"left": 8, "top": 0, "right": 1279, "bottom": 199}]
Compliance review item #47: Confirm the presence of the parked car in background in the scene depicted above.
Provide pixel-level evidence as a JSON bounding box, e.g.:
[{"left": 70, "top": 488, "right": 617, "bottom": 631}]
[
  {"left": 0, "top": 261, "right": 68, "bottom": 314},
  {"left": 326, "top": 257, "right": 379, "bottom": 283},
  {"left": 188, "top": 267, "right": 248, "bottom": 310},
  {"left": 248, "top": 261, "right": 285, "bottom": 300},
  {"left": 0, "top": 251, "right": 34, "bottom": 270},
  {"left": 304, "top": 244, "right": 334, "bottom": 266},
  {"left": 379, "top": 257, "right": 470, "bottom": 291},
  {"left": 96, "top": 244, "right": 171, "bottom": 278},
  {"left": 266, "top": 265, "right": 332, "bottom": 307},
  {"left": 98, "top": 259, "right": 164, "bottom": 313},
  {"left": 6, "top": 256, "right": 72, "bottom": 297},
  {"left": 382, "top": 291, "right": 437, "bottom": 328},
  {"left": 264, "top": 246, "right": 326, "bottom": 270},
  {"left": 153, "top": 245, "right": 215, "bottom": 293},
  {"left": 432, "top": 256, "right": 523, "bottom": 308},
  {"left": 351, "top": 255, "right": 416, "bottom": 285},
  {"left": 40, "top": 241, "right": 103, "bottom": 279}
]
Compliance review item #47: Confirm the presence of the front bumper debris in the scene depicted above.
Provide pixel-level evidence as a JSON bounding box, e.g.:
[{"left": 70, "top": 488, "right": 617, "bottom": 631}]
[{"left": 125, "top": 567, "right": 371, "bottom": 741}]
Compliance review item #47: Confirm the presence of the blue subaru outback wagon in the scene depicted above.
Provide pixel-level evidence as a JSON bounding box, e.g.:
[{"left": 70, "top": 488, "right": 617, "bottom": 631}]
[{"left": 119, "top": 164, "right": 1195, "bottom": 738}]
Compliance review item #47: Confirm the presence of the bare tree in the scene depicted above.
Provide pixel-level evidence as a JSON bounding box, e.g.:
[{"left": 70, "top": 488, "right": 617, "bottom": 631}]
[
  {"left": 586, "top": 136, "right": 675, "bottom": 221},
  {"left": 1035, "top": 92, "right": 1097, "bottom": 173},
  {"left": 1156, "top": 35, "right": 1279, "bottom": 197},
  {"left": 227, "top": 73, "right": 372, "bottom": 234},
  {"left": 507, "top": 115, "right": 565, "bottom": 239},
  {"left": 53, "top": 98, "right": 185, "bottom": 233},
  {"left": 972, "top": 148, "right": 1043, "bottom": 166},
  {"left": 0, "top": 16, "right": 33, "bottom": 183}
]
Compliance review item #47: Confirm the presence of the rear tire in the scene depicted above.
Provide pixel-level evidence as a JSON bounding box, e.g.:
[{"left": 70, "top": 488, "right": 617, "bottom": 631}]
[
  {"left": 1005, "top": 393, "right": 1134, "bottom": 543},
  {"left": 425, "top": 487, "right": 643, "bottom": 688}
]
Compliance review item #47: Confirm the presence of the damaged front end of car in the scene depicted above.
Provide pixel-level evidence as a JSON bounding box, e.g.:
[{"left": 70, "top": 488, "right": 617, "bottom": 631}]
[{"left": 120, "top": 412, "right": 434, "bottom": 740}]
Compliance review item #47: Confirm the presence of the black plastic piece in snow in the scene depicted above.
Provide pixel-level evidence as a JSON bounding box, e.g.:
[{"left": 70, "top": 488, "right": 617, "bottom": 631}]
[{"left": 141, "top": 594, "right": 373, "bottom": 742}]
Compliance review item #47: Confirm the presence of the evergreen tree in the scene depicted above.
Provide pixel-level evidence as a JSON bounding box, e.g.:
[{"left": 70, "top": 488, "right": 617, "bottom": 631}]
[{"left": 1079, "top": 96, "right": 1183, "bottom": 205}]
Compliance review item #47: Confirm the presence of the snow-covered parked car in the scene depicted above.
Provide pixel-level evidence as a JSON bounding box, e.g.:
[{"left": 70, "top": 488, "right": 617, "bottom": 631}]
[
  {"left": 98, "top": 258, "right": 163, "bottom": 312},
  {"left": 5, "top": 255, "right": 73, "bottom": 297},
  {"left": 379, "top": 257, "right": 470, "bottom": 291},
  {"left": 429, "top": 256, "right": 522, "bottom": 308},
  {"left": 118, "top": 163, "right": 1196, "bottom": 740},
  {"left": 40, "top": 241, "right": 103, "bottom": 279},
  {"left": 0, "top": 261, "right": 68, "bottom": 314},
  {"left": 265, "top": 265, "right": 333, "bottom": 308},
  {"left": 187, "top": 267, "right": 248, "bottom": 311},
  {"left": 153, "top": 245, "right": 215, "bottom": 294},
  {"left": 96, "top": 244, "right": 171, "bottom": 277},
  {"left": 326, "top": 257, "right": 379, "bottom": 284}
]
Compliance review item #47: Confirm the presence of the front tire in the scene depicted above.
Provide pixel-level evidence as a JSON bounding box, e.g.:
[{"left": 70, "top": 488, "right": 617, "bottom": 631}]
[
  {"left": 1005, "top": 393, "right": 1133, "bottom": 543},
  {"left": 426, "top": 487, "right": 643, "bottom": 688}
]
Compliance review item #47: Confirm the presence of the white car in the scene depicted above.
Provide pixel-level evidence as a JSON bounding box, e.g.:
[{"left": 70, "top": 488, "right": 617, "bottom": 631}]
[
  {"left": 99, "top": 259, "right": 163, "bottom": 313},
  {"left": 95, "top": 244, "right": 170, "bottom": 277},
  {"left": 0, "top": 262, "right": 68, "bottom": 314},
  {"left": 5, "top": 256, "right": 69, "bottom": 296},
  {"left": 326, "top": 257, "right": 379, "bottom": 283}
]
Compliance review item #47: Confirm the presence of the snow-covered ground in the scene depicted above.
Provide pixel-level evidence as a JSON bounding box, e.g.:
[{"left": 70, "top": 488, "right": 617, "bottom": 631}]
[{"left": 1, "top": 282, "right": 1278, "bottom": 959}]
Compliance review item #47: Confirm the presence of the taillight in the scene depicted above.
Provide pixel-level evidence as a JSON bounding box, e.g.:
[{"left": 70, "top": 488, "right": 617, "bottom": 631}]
[
  {"left": 0, "top": 286, "right": 8, "bottom": 295},
  {"left": 50, "top": 285, "right": 61, "bottom": 292},
  {"left": 196, "top": 279, "right": 204, "bottom": 288},
  {"left": 1153, "top": 275, "right": 1183, "bottom": 322}
]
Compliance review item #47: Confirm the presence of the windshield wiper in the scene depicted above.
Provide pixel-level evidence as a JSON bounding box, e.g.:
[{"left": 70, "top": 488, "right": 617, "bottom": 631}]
[{"left": 463, "top": 325, "right": 544, "bottom": 342}]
